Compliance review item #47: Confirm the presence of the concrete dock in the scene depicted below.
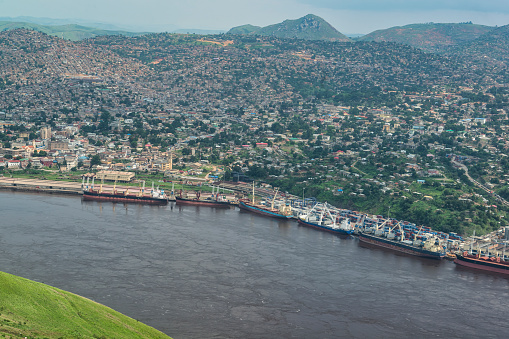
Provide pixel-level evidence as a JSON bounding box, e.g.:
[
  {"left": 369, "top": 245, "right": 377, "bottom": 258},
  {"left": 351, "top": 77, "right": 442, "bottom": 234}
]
[
  {"left": 0, "top": 177, "right": 83, "bottom": 195},
  {"left": 0, "top": 177, "right": 173, "bottom": 197}
]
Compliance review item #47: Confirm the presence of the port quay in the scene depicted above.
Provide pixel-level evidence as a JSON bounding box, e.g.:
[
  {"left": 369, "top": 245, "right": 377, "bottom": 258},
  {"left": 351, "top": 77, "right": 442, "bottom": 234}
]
[
  {"left": 0, "top": 176, "right": 285, "bottom": 200},
  {"left": 2, "top": 176, "right": 508, "bottom": 265},
  {"left": 0, "top": 176, "right": 171, "bottom": 196},
  {"left": 0, "top": 177, "right": 83, "bottom": 194}
]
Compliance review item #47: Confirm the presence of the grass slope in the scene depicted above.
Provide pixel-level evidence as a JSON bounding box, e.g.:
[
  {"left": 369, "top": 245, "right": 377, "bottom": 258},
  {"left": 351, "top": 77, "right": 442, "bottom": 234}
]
[
  {"left": 227, "top": 24, "right": 261, "bottom": 35},
  {"left": 0, "top": 271, "right": 171, "bottom": 339}
]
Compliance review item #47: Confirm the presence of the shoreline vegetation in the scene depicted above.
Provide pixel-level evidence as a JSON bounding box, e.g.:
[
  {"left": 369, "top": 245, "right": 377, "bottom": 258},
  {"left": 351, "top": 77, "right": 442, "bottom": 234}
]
[{"left": 0, "top": 271, "right": 171, "bottom": 338}]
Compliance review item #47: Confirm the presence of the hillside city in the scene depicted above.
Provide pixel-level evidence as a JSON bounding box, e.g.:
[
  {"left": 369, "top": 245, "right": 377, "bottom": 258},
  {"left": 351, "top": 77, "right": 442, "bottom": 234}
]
[{"left": 1, "top": 26, "right": 509, "bottom": 236}]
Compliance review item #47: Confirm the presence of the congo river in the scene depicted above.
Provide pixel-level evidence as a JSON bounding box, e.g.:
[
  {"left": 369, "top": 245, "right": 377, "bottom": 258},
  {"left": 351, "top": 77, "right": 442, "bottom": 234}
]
[{"left": 1, "top": 191, "right": 508, "bottom": 338}]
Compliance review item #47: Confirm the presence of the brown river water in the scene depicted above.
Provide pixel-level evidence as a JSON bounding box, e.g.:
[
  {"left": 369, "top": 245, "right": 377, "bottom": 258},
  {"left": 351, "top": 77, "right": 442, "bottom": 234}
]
[{"left": 0, "top": 191, "right": 508, "bottom": 338}]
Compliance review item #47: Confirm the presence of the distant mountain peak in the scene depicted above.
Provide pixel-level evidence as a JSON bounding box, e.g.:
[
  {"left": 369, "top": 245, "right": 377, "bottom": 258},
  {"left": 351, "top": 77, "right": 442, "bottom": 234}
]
[{"left": 228, "top": 14, "right": 350, "bottom": 42}]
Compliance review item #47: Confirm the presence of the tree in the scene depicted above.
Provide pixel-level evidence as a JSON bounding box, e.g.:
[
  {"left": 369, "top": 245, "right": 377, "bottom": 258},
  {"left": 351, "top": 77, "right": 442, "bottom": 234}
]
[
  {"left": 271, "top": 122, "right": 284, "bottom": 134},
  {"left": 90, "top": 154, "right": 102, "bottom": 167},
  {"left": 248, "top": 165, "right": 268, "bottom": 178},
  {"left": 97, "top": 110, "right": 113, "bottom": 134},
  {"left": 349, "top": 106, "right": 360, "bottom": 115}
]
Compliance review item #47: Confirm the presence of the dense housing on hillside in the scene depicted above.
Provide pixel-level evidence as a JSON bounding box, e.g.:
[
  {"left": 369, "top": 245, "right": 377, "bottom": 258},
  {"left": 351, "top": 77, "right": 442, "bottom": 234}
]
[{"left": 1, "top": 28, "right": 509, "bottom": 235}]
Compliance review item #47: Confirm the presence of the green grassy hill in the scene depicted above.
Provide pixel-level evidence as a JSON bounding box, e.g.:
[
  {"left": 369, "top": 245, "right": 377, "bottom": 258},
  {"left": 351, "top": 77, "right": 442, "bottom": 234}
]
[
  {"left": 0, "top": 21, "right": 145, "bottom": 41},
  {"left": 0, "top": 271, "right": 171, "bottom": 338},
  {"left": 228, "top": 24, "right": 261, "bottom": 35}
]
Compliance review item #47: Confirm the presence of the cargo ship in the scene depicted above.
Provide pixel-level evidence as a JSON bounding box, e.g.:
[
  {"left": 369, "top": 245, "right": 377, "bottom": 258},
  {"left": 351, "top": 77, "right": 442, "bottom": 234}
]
[
  {"left": 82, "top": 179, "right": 168, "bottom": 205},
  {"left": 358, "top": 221, "right": 446, "bottom": 259},
  {"left": 238, "top": 200, "right": 292, "bottom": 219},
  {"left": 454, "top": 252, "right": 509, "bottom": 275},
  {"left": 298, "top": 202, "right": 354, "bottom": 235},
  {"left": 238, "top": 183, "right": 292, "bottom": 220},
  {"left": 176, "top": 190, "right": 232, "bottom": 208}
]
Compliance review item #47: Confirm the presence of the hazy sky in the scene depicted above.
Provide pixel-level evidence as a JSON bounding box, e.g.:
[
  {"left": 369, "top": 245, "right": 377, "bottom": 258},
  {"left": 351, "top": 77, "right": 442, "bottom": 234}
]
[{"left": 1, "top": 0, "right": 508, "bottom": 34}]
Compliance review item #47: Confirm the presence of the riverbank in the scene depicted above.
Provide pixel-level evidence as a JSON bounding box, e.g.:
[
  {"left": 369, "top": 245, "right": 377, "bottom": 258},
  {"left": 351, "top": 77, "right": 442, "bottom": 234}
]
[{"left": 0, "top": 270, "right": 171, "bottom": 338}]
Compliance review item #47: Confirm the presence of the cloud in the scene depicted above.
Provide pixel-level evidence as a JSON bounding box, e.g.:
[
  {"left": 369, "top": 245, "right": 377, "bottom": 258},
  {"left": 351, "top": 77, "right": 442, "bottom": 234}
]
[
  {"left": 0, "top": 0, "right": 305, "bottom": 30},
  {"left": 295, "top": 0, "right": 509, "bottom": 13},
  {"left": 0, "top": 0, "right": 508, "bottom": 34}
]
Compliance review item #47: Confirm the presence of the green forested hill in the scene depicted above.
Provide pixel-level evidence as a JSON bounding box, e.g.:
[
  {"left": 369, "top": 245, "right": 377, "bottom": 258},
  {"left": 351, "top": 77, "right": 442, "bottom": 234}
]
[
  {"left": 228, "top": 14, "right": 351, "bottom": 41},
  {"left": 228, "top": 24, "right": 261, "bottom": 35},
  {"left": 359, "top": 23, "right": 494, "bottom": 52},
  {"left": 450, "top": 24, "right": 509, "bottom": 63}
]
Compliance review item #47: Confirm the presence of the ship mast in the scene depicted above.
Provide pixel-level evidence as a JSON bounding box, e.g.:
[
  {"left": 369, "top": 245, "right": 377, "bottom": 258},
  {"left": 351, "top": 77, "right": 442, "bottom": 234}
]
[
  {"left": 113, "top": 175, "right": 118, "bottom": 194},
  {"left": 252, "top": 181, "right": 255, "bottom": 205},
  {"left": 469, "top": 229, "right": 475, "bottom": 255},
  {"left": 99, "top": 176, "right": 104, "bottom": 194}
]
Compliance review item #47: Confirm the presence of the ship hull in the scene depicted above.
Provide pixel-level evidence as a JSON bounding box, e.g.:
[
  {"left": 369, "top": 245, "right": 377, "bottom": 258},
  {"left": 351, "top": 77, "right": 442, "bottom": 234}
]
[
  {"left": 454, "top": 254, "right": 509, "bottom": 275},
  {"left": 297, "top": 218, "right": 353, "bottom": 235},
  {"left": 238, "top": 201, "right": 291, "bottom": 220},
  {"left": 176, "top": 197, "right": 231, "bottom": 208},
  {"left": 83, "top": 191, "right": 168, "bottom": 205},
  {"left": 358, "top": 232, "right": 444, "bottom": 259}
]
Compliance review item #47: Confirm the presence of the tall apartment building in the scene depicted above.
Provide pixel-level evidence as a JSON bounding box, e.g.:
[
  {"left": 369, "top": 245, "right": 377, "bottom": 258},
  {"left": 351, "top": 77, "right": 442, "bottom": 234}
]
[{"left": 40, "top": 127, "right": 52, "bottom": 139}]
